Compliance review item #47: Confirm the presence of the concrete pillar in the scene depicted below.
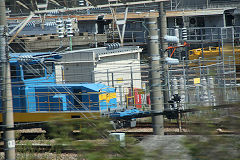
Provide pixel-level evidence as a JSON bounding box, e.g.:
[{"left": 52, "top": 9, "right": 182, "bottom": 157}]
[
  {"left": 147, "top": 17, "right": 164, "bottom": 135},
  {"left": 0, "top": 0, "right": 16, "bottom": 159}
]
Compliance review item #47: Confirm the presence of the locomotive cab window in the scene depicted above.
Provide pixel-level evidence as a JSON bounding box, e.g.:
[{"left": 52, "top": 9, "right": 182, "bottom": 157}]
[{"left": 23, "top": 64, "right": 45, "bottom": 79}]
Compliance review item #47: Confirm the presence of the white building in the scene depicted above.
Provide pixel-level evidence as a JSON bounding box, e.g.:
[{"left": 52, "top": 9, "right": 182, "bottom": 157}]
[{"left": 56, "top": 46, "right": 143, "bottom": 106}]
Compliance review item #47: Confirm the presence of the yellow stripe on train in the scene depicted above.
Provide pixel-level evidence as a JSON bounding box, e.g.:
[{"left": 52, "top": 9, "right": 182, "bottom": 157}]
[
  {"left": 0, "top": 112, "right": 101, "bottom": 123},
  {"left": 99, "top": 93, "right": 117, "bottom": 103}
]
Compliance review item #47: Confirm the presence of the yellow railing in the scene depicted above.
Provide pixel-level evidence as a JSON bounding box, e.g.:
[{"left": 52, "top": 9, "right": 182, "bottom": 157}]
[{"left": 27, "top": 91, "right": 102, "bottom": 112}]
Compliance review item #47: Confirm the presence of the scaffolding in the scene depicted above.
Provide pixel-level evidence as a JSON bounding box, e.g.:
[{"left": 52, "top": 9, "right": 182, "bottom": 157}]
[{"left": 165, "top": 26, "right": 240, "bottom": 109}]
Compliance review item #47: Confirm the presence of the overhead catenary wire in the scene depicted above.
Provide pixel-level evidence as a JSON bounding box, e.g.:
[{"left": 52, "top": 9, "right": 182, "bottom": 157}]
[
  {"left": 1, "top": 57, "right": 116, "bottom": 140},
  {"left": 2, "top": 0, "right": 240, "bottom": 127}
]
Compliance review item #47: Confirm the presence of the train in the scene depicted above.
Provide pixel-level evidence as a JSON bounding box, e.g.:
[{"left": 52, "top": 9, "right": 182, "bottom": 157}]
[{"left": 0, "top": 52, "right": 149, "bottom": 128}]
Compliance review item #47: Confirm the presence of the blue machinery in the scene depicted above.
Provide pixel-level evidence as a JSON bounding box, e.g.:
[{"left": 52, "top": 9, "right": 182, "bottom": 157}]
[{"left": 0, "top": 52, "right": 154, "bottom": 128}]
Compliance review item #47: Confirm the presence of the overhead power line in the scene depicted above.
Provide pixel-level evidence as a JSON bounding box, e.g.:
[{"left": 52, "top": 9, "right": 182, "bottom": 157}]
[{"left": 34, "top": 0, "right": 169, "bottom": 14}]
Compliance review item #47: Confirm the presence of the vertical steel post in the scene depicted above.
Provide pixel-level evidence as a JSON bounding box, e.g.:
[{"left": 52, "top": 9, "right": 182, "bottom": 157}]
[
  {"left": 201, "top": 43, "right": 205, "bottom": 74},
  {"left": 147, "top": 17, "right": 164, "bottom": 135},
  {"left": 231, "top": 27, "right": 237, "bottom": 100},
  {"left": 130, "top": 66, "right": 134, "bottom": 108},
  {"left": 119, "top": 85, "right": 123, "bottom": 109},
  {"left": 182, "top": 57, "right": 187, "bottom": 104},
  {"left": 221, "top": 28, "right": 227, "bottom": 101},
  {"left": 158, "top": 2, "right": 169, "bottom": 109},
  {"left": 199, "top": 57, "right": 202, "bottom": 78},
  {"left": 107, "top": 69, "right": 109, "bottom": 86},
  {"left": 0, "top": 0, "right": 16, "bottom": 159},
  {"left": 69, "top": 36, "right": 72, "bottom": 51},
  {"left": 168, "top": 70, "right": 171, "bottom": 101},
  {"left": 196, "top": 85, "right": 200, "bottom": 104},
  {"left": 223, "top": 13, "right": 226, "bottom": 27},
  {"left": 94, "top": 33, "right": 98, "bottom": 48},
  {"left": 112, "top": 72, "right": 114, "bottom": 87}
]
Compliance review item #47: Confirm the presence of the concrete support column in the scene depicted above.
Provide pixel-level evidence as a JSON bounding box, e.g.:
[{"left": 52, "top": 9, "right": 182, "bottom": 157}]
[
  {"left": 147, "top": 17, "right": 164, "bottom": 135},
  {"left": 0, "top": 0, "right": 16, "bottom": 159}
]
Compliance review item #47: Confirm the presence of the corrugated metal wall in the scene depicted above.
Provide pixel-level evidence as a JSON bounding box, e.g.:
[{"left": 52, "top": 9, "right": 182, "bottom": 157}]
[
  {"left": 60, "top": 51, "right": 95, "bottom": 83},
  {"left": 61, "top": 52, "right": 93, "bottom": 62},
  {"left": 64, "top": 63, "right": 94, "bottom": 83},
  {"left": 175, "top": 0, "right": 208, "bottom": 8},
  {"left": 175, "top": 0, "right": 240, "bottom": 9}
]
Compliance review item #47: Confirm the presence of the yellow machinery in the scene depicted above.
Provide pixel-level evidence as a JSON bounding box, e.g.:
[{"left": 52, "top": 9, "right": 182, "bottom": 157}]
[{"left": 188, "top": 46, "right": 240, "bottom": 66}]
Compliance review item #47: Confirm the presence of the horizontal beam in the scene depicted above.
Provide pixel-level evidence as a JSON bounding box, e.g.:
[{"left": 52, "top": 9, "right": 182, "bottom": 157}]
[
  {"left": 103, "top": 11, "right": 159, "bottom": 19},
  {"left": 7, "top": 11, "right": 159, "bottom": 21},
  {"left": 8, "top": 12, "right": 35, "bottom": 44},
  {"left": 34, "top": 0, "right": 169, "bottom": 14},
  {"left": 166, "top": 8, "right": 228, "bottom": 17}
]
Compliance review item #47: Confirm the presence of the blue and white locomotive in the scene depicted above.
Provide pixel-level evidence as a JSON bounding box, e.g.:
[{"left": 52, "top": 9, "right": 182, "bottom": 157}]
[{"left": 0, "top": 52, "right": 146, "bottom": 127}]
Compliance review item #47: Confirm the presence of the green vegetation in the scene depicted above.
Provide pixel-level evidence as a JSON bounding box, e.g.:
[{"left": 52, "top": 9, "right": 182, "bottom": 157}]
[
  {"left": 183, "top": 104, "right": 240, "bottom": 160},
  {"left": 48, "top": 118, "right": 145, "bottom": 160},
  {"left": 15, "top": 133, "right": 51, "bottom": 160},
  {"left": 11, "top": 104, "right": 240, "bottom": 160}
]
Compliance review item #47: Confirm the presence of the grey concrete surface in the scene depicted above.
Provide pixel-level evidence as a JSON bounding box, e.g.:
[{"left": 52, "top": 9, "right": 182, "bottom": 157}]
[{"left": 139, "top": 135, "right": 191, "bottom": 160}]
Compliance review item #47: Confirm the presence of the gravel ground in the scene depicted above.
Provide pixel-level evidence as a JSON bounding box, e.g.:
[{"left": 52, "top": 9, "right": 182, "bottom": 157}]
[
  {"left": 113, "top": 127, "right": 189, "bottom": 133},
  {"left": 1, "top": 127, "right": 190, "bottom": 159},
  {"left": 0, "top": 152, "right": 79, "bottom": 160},
  {"left": 16, "top": 128, "right": 46, "bottom": 133},
  {"left": 139, "top": 135, "right": 191, "bottom": 160}
]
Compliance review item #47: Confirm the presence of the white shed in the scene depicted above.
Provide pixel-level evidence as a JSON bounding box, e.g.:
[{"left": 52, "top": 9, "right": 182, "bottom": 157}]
[{"left": 56, "top": 46, "right": 143, "bottom": 106}]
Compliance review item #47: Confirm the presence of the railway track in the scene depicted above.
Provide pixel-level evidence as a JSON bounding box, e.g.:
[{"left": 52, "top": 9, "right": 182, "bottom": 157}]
[
  {"left": 0, "top": 121, "right": 228, "bottom": 141},
  {"left": 0, "top": 143, "right": 79, "bottom": 153},
  {"left": 0, "top": 121, "right": 236, "bottom": 154},
  {"left": 136, "top": 121, "right": 222, "bottom": 128},
  {"left": 136, "top": 122, "right": 191, "bottom": 128}
]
